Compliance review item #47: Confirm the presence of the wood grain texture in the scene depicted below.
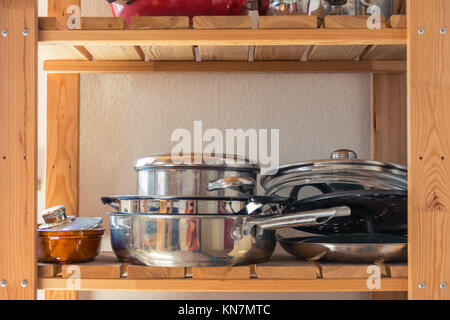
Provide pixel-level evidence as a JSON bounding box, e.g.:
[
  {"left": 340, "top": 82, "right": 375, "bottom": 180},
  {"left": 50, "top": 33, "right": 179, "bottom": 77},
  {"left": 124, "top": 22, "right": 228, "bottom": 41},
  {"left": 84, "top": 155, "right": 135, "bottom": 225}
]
[
  {"left": 44, "top": 290, "right": 78, "bottom": 300},
  {"left": 43, "top": 60, "right": 406, "bottom": 73},
  {"left": 80, "top": 16, "right": 141, "bottom": 61},
  {"left": 45, "top": 74, "right": 80, "bottom": 216},
  {"left": 387, "top": 15, "right": 406, "bottom": 29},
  {"left": 61, "top": 254, "right": 122, "bottom": 279},
  {"left": 254, "top": 16, "right": 314, "bottom": 61},
  {"left": 128, "top": 266, "right": 186, "bottom": 279},
  {"left": 324, "top": 15, "right": 386, "bottom": 29},
  {"left": 132, "top": 16, "right": 194, "bottom": 61},
  {"left": 308, "top": 44, "right": 367, "bottom": 61},
  {"left": 320, "top": 263, "right": 384, "bottom": 279},
  {"left": 385, "top": 263, "right": 408, "bottom": 278},
  {"left": 258, "top": 16, "right": 318, "bottom": 29},
  {"left": 193, "top": 16, "right": 253, "bottom": 29},
  {"left": 38, "top": 28, "right": 407, "bottom": 46},
  {"left": 38, "top": 17, "right": 90, "bottom": 61},
  {"left": 362, "top": 45, "right": 406, "bottom": 60},
  {"left": 256, "top": 257, "right": 317, "bottom": 279},
  {"left": 0, "top": 0, "right": 37, "bottom": 300},
  {"left": 39, "top": 278, "right": 408, "bottom": 292},
  {"left": 192, "top": 267, "right": 250, "bottom": 279},
  {"left": 130, "top": 16, "right": 190, "bottom": 30},
  {"left": 46, "top": 0, "right": 81, "bottom": 302},
  {"left": 38, "top": 264, "right": 61, "bottom": 278},
  {"left": 195, "top": 16, "right": 252, "bottom": 61},
  {"left": 408, "top": 0, "right": 450, "bottom": 300},
  {"left": 371, "top": 73, "right": 406, "bottom": 165},
  {"left": 81, "top": 17, "right": 125, "bottom": 30}
]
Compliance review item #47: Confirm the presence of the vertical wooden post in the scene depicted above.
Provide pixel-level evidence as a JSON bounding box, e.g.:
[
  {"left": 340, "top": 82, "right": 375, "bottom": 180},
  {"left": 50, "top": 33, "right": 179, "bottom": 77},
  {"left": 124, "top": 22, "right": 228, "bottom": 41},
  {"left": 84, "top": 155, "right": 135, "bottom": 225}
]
[
  {"left": 408, "top": 0, "right": 450, "bottom": 300},
  {"left": 0, "top": 0, "right": 37, "bottom": 300},
  {"left": 44, "top": 0, "right": 80, "bottom": 301},
  {"left": 370, "top": 73, "right": 407, "bottom": 300},
  {"left": 371, "top": 73, "right": 407, "bottom": 166}
]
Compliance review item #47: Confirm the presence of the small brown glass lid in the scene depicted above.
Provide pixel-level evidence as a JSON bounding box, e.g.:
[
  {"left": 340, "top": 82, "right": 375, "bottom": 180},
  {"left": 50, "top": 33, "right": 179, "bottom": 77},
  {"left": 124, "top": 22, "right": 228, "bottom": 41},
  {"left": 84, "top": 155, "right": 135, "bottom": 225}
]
[{"left": 39, "top": 206, "right": 103, "bottom": 231}]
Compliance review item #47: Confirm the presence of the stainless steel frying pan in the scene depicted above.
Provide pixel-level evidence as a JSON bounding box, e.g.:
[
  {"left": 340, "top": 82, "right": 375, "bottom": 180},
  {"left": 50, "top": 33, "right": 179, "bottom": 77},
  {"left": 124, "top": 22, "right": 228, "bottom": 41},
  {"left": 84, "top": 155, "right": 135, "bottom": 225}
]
[{"left": 278, "top": 233, "right": 407, "bottom": 263}]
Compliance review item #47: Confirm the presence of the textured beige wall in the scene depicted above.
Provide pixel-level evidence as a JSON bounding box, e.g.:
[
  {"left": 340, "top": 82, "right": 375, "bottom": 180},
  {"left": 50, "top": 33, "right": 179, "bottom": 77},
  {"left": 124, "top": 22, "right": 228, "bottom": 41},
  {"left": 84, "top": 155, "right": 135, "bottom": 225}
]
[{"left": 38, "top": 0, "right": 372, "bottom": 300}]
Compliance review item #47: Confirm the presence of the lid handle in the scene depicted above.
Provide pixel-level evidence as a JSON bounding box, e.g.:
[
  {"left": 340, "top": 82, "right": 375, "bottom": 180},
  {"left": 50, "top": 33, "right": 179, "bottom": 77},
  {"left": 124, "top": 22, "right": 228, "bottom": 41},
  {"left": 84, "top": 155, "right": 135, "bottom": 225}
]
[
  {"left": 330, "top": 149, "right": 357, "bottom": 160},
  {"left": 42, "top": 205, "right": 67, "bottom": 225}
]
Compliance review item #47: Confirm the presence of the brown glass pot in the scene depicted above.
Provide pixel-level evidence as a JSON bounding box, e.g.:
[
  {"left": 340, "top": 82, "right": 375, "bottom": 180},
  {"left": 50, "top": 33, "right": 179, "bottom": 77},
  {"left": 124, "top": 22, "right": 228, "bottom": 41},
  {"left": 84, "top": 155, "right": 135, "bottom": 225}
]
[{"left": 37, "top": 229, "right": 105, "bottom": 263}]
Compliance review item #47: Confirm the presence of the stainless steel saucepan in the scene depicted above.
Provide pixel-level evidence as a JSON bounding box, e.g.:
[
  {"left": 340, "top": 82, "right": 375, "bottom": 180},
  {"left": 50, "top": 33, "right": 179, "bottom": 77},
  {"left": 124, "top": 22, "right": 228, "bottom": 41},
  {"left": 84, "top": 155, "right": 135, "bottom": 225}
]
[
  {"left": 135, "top": 154, "right": 260, "bottom": 197},
  {"left": 108, "top": 206, "right": 350, "bottom": 267},
  {"left": 101, "top": 195, "right": 292, "bottom": 216}
]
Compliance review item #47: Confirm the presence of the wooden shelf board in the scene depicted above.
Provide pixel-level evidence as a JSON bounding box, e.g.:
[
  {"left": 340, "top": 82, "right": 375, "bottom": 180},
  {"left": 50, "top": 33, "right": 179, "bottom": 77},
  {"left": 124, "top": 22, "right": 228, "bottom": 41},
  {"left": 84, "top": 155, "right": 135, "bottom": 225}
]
[
  {"left": 38, "top": 29, "right": 406, "bottom": 46},
  {"left": 37, "top": 252, "right": 407, "bottom": 292},
  {"left": 38, "top": 278, "right": 407, "bottom": 292},
  {"left": 42, "top": 60, "right": 406, "bottom": 73}
]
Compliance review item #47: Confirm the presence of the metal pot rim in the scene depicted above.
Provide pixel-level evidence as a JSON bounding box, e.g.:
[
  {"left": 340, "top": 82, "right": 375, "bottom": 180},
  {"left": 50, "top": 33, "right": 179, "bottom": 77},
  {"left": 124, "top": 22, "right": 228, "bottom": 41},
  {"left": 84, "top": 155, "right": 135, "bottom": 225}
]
[{"left": 134, "top": 153, "right": 260, "bottom": 172}]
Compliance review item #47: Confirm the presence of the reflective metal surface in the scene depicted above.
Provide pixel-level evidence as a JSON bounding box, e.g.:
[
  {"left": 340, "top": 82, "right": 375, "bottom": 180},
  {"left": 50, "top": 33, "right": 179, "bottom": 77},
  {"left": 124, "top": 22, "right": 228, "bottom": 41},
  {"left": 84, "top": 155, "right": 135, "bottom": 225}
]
[
  {"left": 102, "top": 195, "right": 266, "bottom": 215},
  {"left": 261, "top": 151, "right": 407, "bottom": 197},
  {"left": 278, "top": 233, "right": 407, "bottom": 263},
  {"left": 108, "top": 206, "right": 350, "bottom": 266},
  {"left": 135, "top": 154, "right": 259, "bottom": 197}
]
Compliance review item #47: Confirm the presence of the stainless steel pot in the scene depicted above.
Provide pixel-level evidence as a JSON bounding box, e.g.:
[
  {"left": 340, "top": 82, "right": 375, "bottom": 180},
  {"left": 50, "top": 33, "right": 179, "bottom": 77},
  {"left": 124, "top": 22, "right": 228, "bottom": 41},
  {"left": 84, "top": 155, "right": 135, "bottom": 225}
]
[
  {"left": 108, "top": 206, "right": 350, "bottom": 266},
  {"left": 102, "top": 195, "right": 290, "bottom": 216},
  {"left": 135, "top": 154, "right": 260, "bottom": 197}
]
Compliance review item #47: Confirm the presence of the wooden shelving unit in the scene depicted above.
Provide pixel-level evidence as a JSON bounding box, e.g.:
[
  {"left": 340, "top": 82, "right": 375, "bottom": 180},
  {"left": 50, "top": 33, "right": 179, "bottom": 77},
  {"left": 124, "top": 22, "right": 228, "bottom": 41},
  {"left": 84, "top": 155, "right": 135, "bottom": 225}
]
[
  {"left": 2, "top": 0, "right": 450, "bottom": 300},
  {"left": 38, "top": 251, "right": 407, "bottom": 292}
]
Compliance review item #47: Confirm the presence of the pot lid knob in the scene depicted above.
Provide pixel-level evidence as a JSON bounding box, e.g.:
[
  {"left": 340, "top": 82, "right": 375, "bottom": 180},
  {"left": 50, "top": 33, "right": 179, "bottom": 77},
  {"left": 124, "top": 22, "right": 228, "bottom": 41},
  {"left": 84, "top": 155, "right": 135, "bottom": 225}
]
[
  {"left": 42, "top": 205, "right": 67, "bottom": 225},
  {"left": 330, "top": 149, "right": 357, "bottom": 160}
]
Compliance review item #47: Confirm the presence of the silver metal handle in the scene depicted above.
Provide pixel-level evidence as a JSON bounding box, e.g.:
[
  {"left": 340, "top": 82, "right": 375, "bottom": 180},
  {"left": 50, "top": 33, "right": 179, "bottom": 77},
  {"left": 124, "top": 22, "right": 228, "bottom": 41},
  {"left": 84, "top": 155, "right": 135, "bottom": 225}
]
[
  {"left": 251, "top": 206, "right": 351, "bottom": 230},
  {"left": 101, "top": 197, "right": 120, "bottom": 211},
  {"left": 208, "top": 176, "right": 256, "bottom": 193}
]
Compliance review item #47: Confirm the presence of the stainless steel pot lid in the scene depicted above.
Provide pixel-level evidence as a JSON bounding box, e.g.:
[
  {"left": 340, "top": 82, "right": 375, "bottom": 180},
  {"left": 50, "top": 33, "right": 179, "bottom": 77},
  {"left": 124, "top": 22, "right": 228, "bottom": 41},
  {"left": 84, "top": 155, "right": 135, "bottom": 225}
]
[
  {"left": 134, "top": 153, "right": 260, "bottom": 172},
  {"left": 261, "top": 149, "right": 407, "bottom": 196}
]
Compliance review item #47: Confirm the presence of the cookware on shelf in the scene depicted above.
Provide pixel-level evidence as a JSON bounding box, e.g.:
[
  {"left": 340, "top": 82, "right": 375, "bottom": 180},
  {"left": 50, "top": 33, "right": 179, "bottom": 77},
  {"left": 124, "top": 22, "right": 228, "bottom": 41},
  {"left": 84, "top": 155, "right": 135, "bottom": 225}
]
[
  {"left": 135, "top": 153, "right": 260, "bottom": 197},
  {"left": 101, "top": 195, "right": 292, "bottom": 216},
  {"left": 261, "top": 149, "right": 407, "bottom": 198},
  {"left": 107, "top": 206, "right": 350, "bottom": 266},
  {"left": 108, "top": 0, "right": 270, "bottom": 24},
  {"left": 37, "top": 206, "right": 104, "bottom": 263},
  {"left": 278, "top": 233, "right": 407, "bottom": 263},
  {"left": 261, "top": 149, "right": 407, "bottom": 236}
]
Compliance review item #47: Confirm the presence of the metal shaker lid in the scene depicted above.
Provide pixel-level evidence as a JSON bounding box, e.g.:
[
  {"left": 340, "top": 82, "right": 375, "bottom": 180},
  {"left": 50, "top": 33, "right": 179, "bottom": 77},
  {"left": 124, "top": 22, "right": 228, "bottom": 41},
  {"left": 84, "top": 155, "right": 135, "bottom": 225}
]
[
  {"left": 261, "top": 149, "right": 407, "bottom": 196},
  {"left": 134, "top": 153, "right": 260, "bottom": 172},
  {"left": 39, "top": 206, "right": 103, "bottom": 231}
]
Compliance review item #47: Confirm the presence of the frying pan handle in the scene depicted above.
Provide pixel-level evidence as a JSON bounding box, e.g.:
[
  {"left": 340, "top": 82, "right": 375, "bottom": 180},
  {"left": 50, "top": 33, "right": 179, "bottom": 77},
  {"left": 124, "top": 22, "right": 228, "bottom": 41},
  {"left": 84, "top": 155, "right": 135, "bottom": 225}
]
[
  {"left": 208, "top": 176, "right": 256, "bottom": 194},
  {"left": 101, "top": 197, "right": 120, "bottom": 211},
  {"left": 251, "top": 206, "right": 351, "bottom": 230}
]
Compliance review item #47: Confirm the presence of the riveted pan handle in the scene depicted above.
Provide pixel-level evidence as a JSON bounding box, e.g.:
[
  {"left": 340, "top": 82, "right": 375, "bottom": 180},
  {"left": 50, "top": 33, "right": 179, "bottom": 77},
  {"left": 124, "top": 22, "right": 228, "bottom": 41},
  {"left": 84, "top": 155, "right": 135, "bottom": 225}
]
[
  {"left": 101, "top": 196, "right": 120, "bottom": 211},
  {"left": 250, "top": 206, "right": 351, "bottom": 230},
  {"left": 208, "top": 176, "right": 256, "bottom": 194}
]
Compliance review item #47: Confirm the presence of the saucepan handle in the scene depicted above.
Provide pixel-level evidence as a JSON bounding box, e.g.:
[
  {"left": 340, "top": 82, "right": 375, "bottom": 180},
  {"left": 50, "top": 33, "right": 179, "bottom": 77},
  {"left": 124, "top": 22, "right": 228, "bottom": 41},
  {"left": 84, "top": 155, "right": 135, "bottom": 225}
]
[
  {"left": 101, "top": 196, "right": 120, "bottom": 211},
  {"left": 251, "top": 206, "right": 351, "bottom": 230},
  {"left": 208, "top": 176, "right": 256, "bottom": 194}
]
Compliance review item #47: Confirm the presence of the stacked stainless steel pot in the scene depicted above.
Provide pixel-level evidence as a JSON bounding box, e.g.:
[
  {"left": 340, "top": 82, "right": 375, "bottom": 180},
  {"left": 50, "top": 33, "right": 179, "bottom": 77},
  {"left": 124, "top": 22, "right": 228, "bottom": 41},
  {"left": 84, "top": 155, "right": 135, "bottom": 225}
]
[{"left": 102, "top": 153, "right": 350, "bottom": 266}]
